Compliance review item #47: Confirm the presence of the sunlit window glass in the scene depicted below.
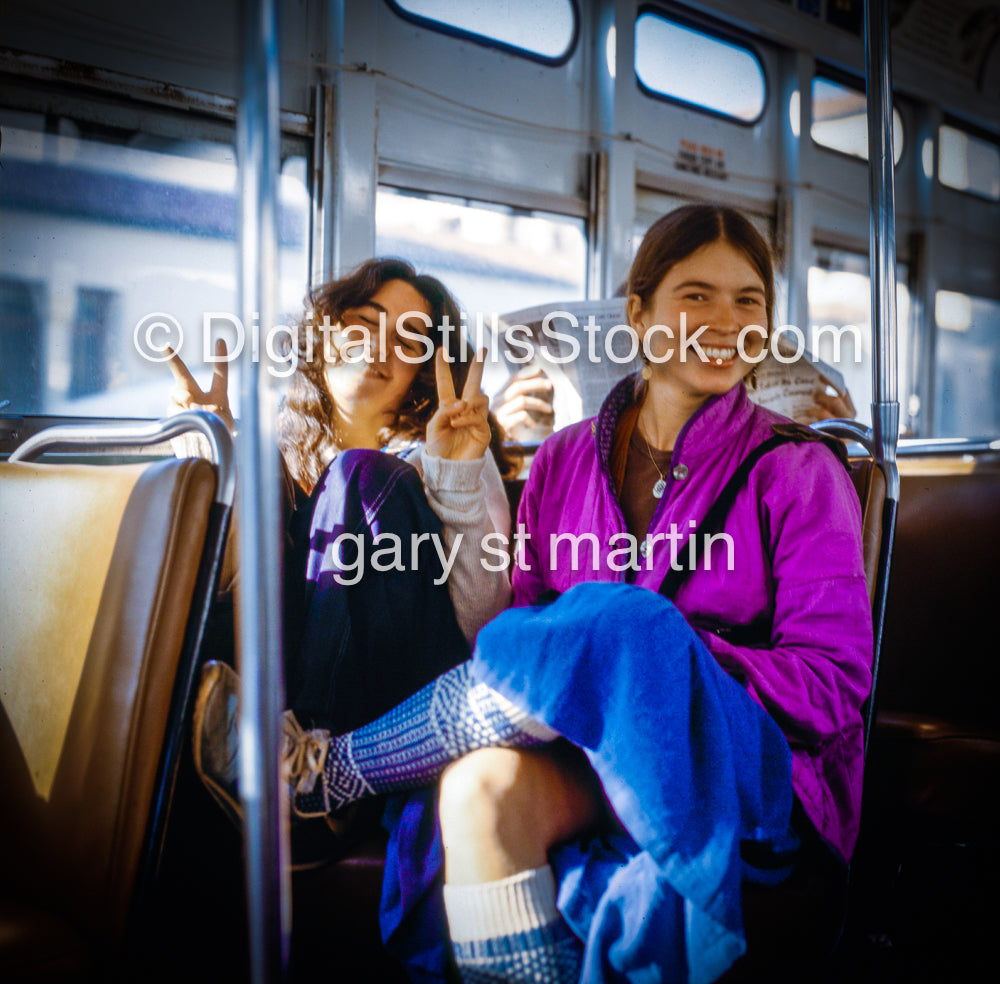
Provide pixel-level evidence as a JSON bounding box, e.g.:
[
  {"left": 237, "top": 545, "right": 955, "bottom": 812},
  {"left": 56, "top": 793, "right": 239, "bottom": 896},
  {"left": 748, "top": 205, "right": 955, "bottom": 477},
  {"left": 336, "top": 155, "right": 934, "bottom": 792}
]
[
  {"left": 376, "top": 186, "right": 588, "bottom": 422},
  {"left": 938, "top": 125, "right": 1000, "bottom": 201},
  {"left": 934, "top": 291, "right": 1000, "bottom": 437},
  {"left": 808, "top": 248, "right": 911, "bottom": 432},
  {"left": 0, "top": 113, "right": 309, "bottom": 417},
  {"left": 811, "top": 76, "right": 903, "bottom": 164},
  {"left": 385, "top": 0, "right": 576, "bottom": 62},
  {"left": 375, "top": 187, "right": 586, "bottom": 318},
  {"left": 634, "top": 12, "right": 766, "bottom": 122}
]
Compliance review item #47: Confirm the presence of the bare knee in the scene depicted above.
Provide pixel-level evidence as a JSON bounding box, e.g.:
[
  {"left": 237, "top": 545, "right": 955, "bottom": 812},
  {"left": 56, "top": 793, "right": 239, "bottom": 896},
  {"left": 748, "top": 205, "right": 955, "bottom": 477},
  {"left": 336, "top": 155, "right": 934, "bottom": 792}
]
[{"left": 438, "top": 746, "right": 601, "bottom": 885}]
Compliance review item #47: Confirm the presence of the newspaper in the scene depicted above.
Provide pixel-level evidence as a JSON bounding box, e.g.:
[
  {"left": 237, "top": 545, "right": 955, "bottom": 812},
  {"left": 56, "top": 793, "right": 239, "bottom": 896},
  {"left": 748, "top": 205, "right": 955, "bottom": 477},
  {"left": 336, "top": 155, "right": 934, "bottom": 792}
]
[
  {"left": 753, "top": 336, "right": 846, "bottom": 422},
  {"left": 482, "top": 299, "right": 846, "bottom": 432},
  {"left": 481, "top": 300, "right": 639, "bottom": 438}
]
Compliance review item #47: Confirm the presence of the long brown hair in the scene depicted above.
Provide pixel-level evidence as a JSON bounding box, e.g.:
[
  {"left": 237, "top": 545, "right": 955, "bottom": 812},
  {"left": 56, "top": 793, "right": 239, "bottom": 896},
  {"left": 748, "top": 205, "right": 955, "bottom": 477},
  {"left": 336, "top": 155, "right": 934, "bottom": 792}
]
[{"left": 628, "top": 204, "right": 775, "bottom": 332}]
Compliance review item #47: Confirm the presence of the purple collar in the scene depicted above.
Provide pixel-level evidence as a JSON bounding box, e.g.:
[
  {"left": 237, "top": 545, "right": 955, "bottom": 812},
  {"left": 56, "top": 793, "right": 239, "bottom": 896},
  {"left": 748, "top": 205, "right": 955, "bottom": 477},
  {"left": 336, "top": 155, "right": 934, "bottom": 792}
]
[{"left": 593, "top": 376, "right": 756, "bottom": 477}]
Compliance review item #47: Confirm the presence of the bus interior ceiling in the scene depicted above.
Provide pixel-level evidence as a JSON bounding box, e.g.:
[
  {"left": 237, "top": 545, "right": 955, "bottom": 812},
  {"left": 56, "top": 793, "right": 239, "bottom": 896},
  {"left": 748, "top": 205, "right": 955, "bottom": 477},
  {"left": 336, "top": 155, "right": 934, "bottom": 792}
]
[{"left": 0, "top": 0, "right": 998, "bottom": 981}]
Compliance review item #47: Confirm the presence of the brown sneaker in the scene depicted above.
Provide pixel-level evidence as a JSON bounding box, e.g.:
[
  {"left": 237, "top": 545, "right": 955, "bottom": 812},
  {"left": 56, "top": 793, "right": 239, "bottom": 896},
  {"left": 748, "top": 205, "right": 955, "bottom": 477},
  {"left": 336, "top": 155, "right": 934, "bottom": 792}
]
[{"left": 193, "top": 662, "right": 338, "bottom": 825}]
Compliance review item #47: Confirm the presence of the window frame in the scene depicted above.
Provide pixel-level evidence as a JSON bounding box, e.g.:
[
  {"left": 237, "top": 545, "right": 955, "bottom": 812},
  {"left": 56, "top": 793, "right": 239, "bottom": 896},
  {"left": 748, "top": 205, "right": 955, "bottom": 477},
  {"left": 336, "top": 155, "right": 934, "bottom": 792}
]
[
  {"left": 383, "top": 0, "right": 580, "bottom": 67},
  {"left": 633, "top": 3, "right": 769, "bottom": 128}
]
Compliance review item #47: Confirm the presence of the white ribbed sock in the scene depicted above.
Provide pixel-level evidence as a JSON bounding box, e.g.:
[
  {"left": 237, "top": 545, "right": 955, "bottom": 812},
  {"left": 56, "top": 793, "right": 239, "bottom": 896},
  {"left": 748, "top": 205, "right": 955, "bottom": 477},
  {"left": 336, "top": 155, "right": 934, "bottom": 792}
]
[{"left": 444, "top": 867, "right": 581, "bottom": 983}]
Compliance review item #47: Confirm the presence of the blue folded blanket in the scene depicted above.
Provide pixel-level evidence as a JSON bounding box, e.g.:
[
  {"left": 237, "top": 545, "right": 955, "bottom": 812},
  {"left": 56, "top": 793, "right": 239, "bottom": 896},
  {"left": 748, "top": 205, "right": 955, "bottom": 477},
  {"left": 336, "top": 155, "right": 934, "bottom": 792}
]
[{"left": 381, "top": 582, "right": 796, "bottom": 983}]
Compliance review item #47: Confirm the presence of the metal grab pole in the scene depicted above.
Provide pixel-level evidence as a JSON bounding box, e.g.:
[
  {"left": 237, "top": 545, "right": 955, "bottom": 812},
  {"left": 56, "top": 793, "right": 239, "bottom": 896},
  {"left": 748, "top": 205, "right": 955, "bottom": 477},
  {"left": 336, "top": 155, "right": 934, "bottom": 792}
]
[
  {"left": 237, "top": 0, "right": 290, "bottom": 981},
  {"left": 865, "top": 0, "right": 901, "bottom": 470},
  {"left": 861, "top": 0, "right": 901, "bottom": 757}
]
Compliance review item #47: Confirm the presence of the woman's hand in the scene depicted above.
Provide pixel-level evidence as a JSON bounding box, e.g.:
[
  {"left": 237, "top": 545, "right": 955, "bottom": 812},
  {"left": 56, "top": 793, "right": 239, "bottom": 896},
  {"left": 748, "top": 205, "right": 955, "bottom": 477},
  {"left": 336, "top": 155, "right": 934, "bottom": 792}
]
[
  {"left": 425, "top": 348, "right": 491, "bottom": 461},
  {"left": 800, "top": 377, "right": 857, "bottom": 424},
  {"left": 165, "top": 338, "right": 235, "bottom": 432},
  {"left": 494, "top": 365, "right": 556, "bottom": 442}
]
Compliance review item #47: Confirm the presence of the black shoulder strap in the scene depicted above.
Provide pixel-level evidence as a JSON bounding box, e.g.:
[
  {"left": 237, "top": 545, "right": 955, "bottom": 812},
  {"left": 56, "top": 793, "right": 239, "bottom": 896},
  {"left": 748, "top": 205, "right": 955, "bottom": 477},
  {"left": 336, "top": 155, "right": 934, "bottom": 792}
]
[{"left": 658, "top": 432, "right": 803, "bottom": 601}]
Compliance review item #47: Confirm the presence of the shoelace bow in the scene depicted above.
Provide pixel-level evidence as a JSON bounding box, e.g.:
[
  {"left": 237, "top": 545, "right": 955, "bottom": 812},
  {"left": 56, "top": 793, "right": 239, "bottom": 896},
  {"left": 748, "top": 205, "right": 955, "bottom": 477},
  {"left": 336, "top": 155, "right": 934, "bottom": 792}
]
[{"left": 281, "top": 712, "right": 330, "bottom": 797}]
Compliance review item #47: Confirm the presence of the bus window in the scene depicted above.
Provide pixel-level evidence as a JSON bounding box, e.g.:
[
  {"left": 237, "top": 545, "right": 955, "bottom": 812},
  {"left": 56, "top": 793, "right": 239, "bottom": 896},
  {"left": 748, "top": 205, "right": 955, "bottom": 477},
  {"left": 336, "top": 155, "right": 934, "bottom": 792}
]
[
  {"left": 375, "top": 187, "right": 588, "bottom": 432},
  {"left": 634, "top": 11, "right": 766, "bottom": 123},
  {"left": 934, "top": 291, "right": 1000, "bottom": 437},
  {"left": 808, "top": 246, "right": 911, "bottom": 431},
  {"left": 811, "top": 76, "right": 904, "bottom": 164},
  {"left": 0, "top": 112, "right": 309, "bottom": 419},
  {"left": 938, "top": 124, "right": 1000, "bottom": 201},
  {"left": 375, "top": 186, "right": 587, "bottom": 317},
  {"left": 385, "top": 0, "right": 577, "bottom": 64}
]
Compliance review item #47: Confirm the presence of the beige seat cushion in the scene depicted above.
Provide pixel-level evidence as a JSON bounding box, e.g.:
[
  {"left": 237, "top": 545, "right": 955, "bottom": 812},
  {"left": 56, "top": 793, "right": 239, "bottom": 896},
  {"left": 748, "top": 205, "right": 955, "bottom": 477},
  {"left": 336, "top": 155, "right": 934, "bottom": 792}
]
[{"left": 0, "top": 456, "right": 216, "bottom": 971}]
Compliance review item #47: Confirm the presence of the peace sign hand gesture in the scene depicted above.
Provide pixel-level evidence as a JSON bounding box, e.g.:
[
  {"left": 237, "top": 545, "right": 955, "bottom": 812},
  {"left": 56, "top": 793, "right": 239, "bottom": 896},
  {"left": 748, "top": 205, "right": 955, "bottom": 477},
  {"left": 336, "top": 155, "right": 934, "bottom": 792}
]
[
  {"left": 165, "top": 338, "right": 235, "bottom": 432},
  {"left": 425, "top": 348, "right": 491, "bottom": 461}
]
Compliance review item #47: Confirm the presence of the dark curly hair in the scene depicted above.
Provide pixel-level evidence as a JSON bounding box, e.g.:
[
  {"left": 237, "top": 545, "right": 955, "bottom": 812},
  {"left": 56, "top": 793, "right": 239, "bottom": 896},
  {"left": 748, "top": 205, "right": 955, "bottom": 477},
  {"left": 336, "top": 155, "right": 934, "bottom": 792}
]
[{"left": 279, "top": 258, "right": 518, "bottom": 492}]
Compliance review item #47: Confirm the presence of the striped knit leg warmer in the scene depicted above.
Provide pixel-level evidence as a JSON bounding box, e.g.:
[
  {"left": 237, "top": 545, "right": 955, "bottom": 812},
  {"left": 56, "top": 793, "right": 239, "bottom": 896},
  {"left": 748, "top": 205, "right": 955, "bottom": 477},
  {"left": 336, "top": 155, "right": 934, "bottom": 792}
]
[
  {"left": 444, "top": 867, "right": 582, "bottom": 984},
  {"left": 293, "top": 661, "right": 557, "bottom": 816}
]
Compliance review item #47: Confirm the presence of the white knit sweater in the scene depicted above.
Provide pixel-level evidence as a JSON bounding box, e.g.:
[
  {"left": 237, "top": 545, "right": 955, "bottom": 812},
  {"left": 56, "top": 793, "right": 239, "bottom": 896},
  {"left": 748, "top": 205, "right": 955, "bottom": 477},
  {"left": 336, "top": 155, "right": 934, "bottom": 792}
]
[{"left": 415, "top": 448, "right": 512, "bottom": 645}]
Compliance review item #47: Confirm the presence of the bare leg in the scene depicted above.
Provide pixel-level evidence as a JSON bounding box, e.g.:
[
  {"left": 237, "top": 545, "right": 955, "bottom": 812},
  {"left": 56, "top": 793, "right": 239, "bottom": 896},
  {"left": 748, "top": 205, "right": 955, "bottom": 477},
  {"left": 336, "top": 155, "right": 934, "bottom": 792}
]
[
  {"left": 437, "top": 745, "right": 604, "bottom": 983},
  {"left": 439, "top": 745, "right": 603, "bottom": 884}
]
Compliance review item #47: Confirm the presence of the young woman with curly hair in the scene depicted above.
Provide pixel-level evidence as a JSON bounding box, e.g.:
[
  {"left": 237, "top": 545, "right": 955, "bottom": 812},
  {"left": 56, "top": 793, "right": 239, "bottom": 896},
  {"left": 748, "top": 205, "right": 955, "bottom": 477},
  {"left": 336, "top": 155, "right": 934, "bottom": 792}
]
[{"left": 171, "top": 258, "right": 512, "bottom": 760}]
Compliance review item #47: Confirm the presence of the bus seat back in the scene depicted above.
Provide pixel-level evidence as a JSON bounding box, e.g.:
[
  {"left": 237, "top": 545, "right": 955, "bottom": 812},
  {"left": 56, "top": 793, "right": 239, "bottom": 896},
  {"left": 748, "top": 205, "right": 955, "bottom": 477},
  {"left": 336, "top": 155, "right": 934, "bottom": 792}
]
[
  {"left": 0, "top": 455, "right": 216, "bottom": 958},
  {"left": 879, "top": 465, "right": 1000, "bottom": 722}
]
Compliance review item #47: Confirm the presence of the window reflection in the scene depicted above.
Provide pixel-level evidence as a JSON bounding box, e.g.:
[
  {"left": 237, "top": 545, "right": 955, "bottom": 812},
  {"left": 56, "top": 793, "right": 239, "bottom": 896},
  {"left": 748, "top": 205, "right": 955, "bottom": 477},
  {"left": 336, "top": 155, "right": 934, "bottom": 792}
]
[{"left": 934, "top": 291, "right": 1000, "bottom": 438}]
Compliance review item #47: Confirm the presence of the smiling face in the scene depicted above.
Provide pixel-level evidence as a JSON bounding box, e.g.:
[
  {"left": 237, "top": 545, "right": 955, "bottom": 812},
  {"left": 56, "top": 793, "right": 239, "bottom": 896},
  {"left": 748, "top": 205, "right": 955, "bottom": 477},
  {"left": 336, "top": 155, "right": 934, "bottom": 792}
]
[
  {"left": 324, "top": 278, "right": 433, "bottom": 422},
  {"left": 628, "top": 238, "right": 769, "bottom": 404}
]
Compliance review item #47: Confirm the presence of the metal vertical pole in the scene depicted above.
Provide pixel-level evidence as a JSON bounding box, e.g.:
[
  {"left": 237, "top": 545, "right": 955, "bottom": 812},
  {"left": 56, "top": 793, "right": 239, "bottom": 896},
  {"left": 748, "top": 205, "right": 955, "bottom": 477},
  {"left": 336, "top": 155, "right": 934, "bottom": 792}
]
[
  {"left": 237, "top": 0, "right": 290, "bottom": 981},
  {"left": 862, "top": 0, "right": 901, "bottom": 756},
  {"left": 865, "top": 0, "right": 900, "bottom": 464}
]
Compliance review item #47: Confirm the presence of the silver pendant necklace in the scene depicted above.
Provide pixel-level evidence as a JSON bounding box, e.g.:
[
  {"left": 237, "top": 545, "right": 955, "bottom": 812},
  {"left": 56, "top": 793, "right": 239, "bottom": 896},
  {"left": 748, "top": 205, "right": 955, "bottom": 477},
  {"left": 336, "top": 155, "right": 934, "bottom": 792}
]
[{"left": 643, "top": 435, "right": 668, "bottom": 499}]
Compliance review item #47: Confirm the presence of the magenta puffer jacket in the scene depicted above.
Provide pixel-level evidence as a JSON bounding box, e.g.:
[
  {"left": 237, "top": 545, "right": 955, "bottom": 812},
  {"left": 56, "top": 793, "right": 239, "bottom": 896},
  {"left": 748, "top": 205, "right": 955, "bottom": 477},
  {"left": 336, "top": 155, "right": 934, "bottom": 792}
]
[{"left": 512, "top": 376, "right": 873, "bottom": 861}]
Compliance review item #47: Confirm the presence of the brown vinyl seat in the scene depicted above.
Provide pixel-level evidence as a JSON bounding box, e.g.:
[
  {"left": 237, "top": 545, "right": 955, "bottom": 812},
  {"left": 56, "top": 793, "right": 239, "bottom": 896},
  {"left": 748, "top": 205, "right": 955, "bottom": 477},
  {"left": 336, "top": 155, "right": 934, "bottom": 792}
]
[
  {"left": 847, "top": 459, "right": 1000, "bottom": 975},
  {"left": 0, "top": 415, "right": 231, "bottom": 981},
  {"left": 865, "top": 461, "right": 1000, "bottom": 835},
  {"left": 848, "top": 457, "right": 888, "bottom": 611},
  {"left": 729, "top": 453, "right": 1000, "bottom": 979}
]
